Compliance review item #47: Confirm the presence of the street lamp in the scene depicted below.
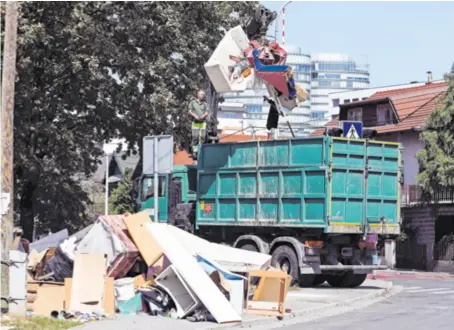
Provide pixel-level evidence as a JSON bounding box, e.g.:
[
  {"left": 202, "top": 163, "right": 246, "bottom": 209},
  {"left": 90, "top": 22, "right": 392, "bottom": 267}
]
[
  {"left": 274, "top": 1, "right": 292, "bottom": 45},
  {"left": 104, "top": 153, "right": 110, "bottom": 215}
]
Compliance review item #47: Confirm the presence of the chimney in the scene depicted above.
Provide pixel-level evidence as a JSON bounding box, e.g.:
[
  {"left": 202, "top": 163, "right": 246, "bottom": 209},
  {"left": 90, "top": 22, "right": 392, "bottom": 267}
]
[{"left": 426, "top": 71, "right": 433, "bottom": 84}]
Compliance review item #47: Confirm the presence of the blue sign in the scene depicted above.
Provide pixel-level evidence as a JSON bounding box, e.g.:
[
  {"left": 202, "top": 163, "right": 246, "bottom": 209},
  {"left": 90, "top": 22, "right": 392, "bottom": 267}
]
[{"left": 341, "top": 121, "right": 363, "bottom": 139}]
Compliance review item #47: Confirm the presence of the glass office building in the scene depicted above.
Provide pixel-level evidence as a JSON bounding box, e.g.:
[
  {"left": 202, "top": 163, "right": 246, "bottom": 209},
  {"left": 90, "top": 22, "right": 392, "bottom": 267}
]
[{"left": 310, "top": 53, "right": 370, "bottom": 119}]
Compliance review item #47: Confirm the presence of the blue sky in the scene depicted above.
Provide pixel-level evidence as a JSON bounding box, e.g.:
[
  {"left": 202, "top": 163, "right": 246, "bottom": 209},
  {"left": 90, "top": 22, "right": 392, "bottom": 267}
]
[{"left": 263, "top": 1, "right": 454, "bottom": 87}]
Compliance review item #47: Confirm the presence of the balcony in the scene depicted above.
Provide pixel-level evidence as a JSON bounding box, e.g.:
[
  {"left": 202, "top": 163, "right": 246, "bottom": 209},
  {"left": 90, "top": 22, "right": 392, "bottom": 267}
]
[{"left": 401, "top": 184, "right": 454, "bottom": 206}]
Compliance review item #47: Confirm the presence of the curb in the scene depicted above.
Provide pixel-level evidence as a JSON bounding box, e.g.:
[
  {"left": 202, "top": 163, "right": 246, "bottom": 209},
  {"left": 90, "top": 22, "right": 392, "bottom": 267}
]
[
  {"left": 369, "top": 271, "right": 454, "bottom": 280},
  {"left": 207, "top": 281, "right": 394, "bottom": 329}
]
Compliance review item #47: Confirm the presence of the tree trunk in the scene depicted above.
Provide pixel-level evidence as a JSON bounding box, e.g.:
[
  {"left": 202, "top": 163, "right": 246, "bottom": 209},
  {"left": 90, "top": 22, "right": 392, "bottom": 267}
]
[{"left": 19, "top": 182, "right": 36, "bottom": 241}]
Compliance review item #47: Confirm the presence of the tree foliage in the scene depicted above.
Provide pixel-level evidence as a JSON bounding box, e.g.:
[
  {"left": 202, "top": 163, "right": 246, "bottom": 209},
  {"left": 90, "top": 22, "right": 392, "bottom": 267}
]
[
  {"left": 8, "top": 1, "right": 257, "bottom": 238},
  {"left": 109, "top": 169, "right": 135, "bottom": 215},
  {"left": 417, "top": 63, "right": 454, "bottom": 199}
]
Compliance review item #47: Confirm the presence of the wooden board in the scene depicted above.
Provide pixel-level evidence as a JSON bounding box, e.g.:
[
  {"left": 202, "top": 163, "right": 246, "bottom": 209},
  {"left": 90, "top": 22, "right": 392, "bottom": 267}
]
[
  {"left": 133, "top": 274, "right": 146, "bottom": 289},
  {"left": 104, "top": 277, "right": 115, "bottom": 315},
  {"left": 65, "top": 277, "right": 115, "bottom": 315},
  {"left": 246, "top": 269, "right": 291, "bottom": 317},
  {"left": 70, "top": 253, "right": 107, "bottom": 313},
  {"left": 123, "top": 212, "right": 163, "bottom": 266},
  {"left": 64, "top": 278, "right": 72, "bottom": 311},
  {"left": 34, "top": 285, "right": 65, "bottom": 317}
]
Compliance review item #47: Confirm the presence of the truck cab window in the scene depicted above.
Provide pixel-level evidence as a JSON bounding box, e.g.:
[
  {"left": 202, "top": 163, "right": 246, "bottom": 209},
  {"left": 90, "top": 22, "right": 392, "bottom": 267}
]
[{"left": 141, "top": 176, "right": 166, "bottom": 201}]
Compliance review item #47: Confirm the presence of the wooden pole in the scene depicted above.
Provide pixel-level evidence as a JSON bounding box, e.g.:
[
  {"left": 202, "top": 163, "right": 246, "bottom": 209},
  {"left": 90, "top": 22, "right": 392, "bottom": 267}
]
[{"left": 1, "top": 1, "right": 19, "bottom": 310}]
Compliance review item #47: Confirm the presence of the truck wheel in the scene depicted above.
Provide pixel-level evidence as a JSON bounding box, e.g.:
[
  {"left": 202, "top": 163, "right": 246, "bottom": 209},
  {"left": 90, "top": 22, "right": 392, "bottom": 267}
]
[
  {"left": 326, "top": 274, "right": 349, "bottom": 288},
  {"left": 326, "top": 272, "right": 366, "bottom": 288},
  {"left": 312, "top": 275, "right": 326, "bottom": 286},
  {"left": 240, "top": 244, "right": 259, "bottom": 252},
  {"left": 298, "top": 275, "right": 315, "bottom": 287},
  {"left": 271, "top": 246, "right": 299, "bottom": 284},
  {"left": 346, "top": 274, "right": 367, "bottom": 288}
]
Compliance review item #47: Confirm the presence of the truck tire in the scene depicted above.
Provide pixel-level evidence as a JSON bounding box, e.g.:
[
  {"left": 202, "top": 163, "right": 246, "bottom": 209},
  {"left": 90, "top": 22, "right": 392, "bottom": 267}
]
[
  {"left": 271, "top": 245, "right": 299, "bottom": 285},
  {"left": 326, "top": 274, "right": 349, "bottom": 288},
  {"left": 346, "top": 273, "right": 367, "bottom": 288},
  {"left": 240, "top": 244, "right": 259, "bottom": 252},
  {"left": 326, "top": 272, "right": 367, "bottom": 288},
  {"left": 298, "top": 275, "right": 314, "bottom": 287},
  {"left": 312, "top": 275, "right": 326, "bottom": 286}
]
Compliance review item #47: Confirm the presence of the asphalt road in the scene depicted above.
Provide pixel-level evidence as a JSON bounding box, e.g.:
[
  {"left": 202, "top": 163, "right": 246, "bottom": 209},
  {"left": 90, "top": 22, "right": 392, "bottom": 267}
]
[{"left": 283, "top": 276, "right": 454, "bottom": 330}]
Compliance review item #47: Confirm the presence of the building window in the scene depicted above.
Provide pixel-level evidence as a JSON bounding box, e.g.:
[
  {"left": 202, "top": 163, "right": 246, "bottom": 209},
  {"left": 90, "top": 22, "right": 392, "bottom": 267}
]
[
  {"left": 344, "top": 99, "right": 351, "bottom": 103},
  {"left": 347, "top": 81, "right": 353, "bottom": 88},
  {"left": 221, "top": 112, "right": 236, "bottom": 119},
  {"left": 352, "top": 98, "right": 359, "bottom": 102},
  {"left": 293, "top": 64, "right": 311, "bottom": 72},
  {"left": 332, "top": 99, "right": 340, "bottom": 107},
  {"left": 376, "top": 104, "right": 393, "bottom": 125},
  {"left": 311, "top": 112, "right": 327, "bottom": 119},
  {"left": 246, "top": 105, "right": 262, "bottom": 113},
  {"left": 347, "top": 107, "right": 362, "bottom": 121},
  {"left": 324, "top": 73, "right": 341, "bottom": 79},
  {"left": 362, "top": 97, "right": 368, "bottom": 100},
  {"left": 319, "top": 81, "right": 331, "bottom": 87}
]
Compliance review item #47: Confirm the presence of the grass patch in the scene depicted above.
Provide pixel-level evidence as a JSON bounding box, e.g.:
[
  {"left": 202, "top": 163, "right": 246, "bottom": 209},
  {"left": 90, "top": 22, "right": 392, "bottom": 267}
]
[{"left": 1, "top": 316, "right": 81, "bottom": 330}]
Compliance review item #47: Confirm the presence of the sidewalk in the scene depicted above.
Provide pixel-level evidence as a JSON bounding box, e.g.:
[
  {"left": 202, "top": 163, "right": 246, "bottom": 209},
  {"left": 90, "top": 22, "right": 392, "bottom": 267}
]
[
  {"left": 73, "top": 279, "right": 393, "bottom": 330},
  {"left": 369, "top": 269, "right": 454, "bottom": 279}
]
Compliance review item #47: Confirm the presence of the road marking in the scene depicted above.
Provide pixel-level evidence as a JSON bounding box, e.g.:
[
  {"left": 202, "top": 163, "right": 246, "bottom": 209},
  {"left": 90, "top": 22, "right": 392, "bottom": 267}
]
[
  {"left": 430, "top": 290, "right": 454, "bottom": 295},
  {"left": 403, "top": 286, "right": 421, "bottom": 290},
  {"left": 405, "top": 288, "right": 450, "bottom": 293}
]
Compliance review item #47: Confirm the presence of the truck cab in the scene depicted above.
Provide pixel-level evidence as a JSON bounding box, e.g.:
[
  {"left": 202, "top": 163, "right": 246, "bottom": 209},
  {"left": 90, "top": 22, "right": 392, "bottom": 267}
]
[{"left": 134, "top": 164, "right": 197, "bottom": 222}]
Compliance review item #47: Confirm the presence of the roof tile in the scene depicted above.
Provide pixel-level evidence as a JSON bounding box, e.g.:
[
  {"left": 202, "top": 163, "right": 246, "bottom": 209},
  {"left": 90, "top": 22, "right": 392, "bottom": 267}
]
[{"left": 311, "top": 81, "right": 448, "bottom": 136}]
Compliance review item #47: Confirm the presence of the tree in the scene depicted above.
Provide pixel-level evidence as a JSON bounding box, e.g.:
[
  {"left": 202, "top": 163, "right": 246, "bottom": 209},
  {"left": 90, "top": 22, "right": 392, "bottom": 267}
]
[
  {"left": 5, "top": 1, "right": 258, "bottom": 239},
  {"left": 417, "top": 63, "right": 454, "bottom": 199},
  {"left": 109, "top": 169, "right": 135, "bottom": 215}
]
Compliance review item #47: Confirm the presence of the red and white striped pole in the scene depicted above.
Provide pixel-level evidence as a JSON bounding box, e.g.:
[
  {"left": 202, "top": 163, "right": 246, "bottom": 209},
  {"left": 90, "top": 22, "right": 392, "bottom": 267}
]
[{"left": 282, "top": 7, "right": 286, "bottom": 46}]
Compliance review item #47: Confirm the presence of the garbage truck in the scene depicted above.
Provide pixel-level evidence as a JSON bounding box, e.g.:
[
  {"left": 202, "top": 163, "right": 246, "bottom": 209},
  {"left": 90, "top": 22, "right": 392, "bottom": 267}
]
[{"left": 134, "top": 136, "right": 402, "bottom": 288}]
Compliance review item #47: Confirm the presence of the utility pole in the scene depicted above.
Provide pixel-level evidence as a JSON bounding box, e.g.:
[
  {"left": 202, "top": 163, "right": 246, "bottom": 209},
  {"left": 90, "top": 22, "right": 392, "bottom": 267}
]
[{"left": 1, "top": 1, "right": 19, "bottom": 310}]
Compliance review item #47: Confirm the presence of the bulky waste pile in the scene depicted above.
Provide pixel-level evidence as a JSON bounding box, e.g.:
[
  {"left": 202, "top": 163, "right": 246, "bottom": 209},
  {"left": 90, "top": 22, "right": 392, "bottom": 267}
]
[{"left": 14, "top": 212, "right": 293, "bottom": 324}]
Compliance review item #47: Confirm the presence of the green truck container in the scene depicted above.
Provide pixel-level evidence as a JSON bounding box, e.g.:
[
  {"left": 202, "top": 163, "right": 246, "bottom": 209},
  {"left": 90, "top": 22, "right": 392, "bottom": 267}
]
[
  {"left": 135, "top": 136, "right": 402, "bottom": 288},
  {"left": 196, "top": 136, "right": 401, "bottom": 234}
]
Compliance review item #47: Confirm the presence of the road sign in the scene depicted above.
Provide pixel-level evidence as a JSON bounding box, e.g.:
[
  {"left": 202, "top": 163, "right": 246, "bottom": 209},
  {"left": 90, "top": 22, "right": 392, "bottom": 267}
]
[
  {"left": 143, "top": 135, "right": 174, "bottom": 175},
  {"left": 340, "top": 121, "right": 363, "bottom": 139}
]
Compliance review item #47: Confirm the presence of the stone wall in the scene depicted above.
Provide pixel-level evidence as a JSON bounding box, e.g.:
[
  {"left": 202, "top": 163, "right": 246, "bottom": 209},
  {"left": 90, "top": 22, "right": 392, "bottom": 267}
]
[{"left": 402, "top": 205, "right": 454, "bottom": 271}]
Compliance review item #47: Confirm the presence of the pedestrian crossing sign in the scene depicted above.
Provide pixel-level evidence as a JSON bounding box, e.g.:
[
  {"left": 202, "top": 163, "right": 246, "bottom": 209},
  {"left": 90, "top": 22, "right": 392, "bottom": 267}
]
[{"left": 340, "top": 121, "right": 363, "bottom": 139}]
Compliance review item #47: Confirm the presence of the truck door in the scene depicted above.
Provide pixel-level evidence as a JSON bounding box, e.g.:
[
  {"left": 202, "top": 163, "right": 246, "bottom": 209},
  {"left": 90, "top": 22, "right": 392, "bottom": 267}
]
[{"left": 139, "top": 175, "right": 168, "bottom": 222}]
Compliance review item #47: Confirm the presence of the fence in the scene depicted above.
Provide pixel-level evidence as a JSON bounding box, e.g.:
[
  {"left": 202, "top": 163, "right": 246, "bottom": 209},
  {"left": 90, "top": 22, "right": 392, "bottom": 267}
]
[
  {"left": 401, "top": 184, "right": 454, "bottom": 206},
  {"left": 434, "top": 239, "right": 454, "bottom": 261},
  {"left": 396, "top": 241, "right": 427, "bottom": 270}
]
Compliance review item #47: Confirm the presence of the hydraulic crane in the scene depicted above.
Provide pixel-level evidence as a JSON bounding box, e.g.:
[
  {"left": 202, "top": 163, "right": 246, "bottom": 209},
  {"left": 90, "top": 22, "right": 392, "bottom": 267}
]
[{"left": 204, "top": 5, "right": 309, "bottom": 141}]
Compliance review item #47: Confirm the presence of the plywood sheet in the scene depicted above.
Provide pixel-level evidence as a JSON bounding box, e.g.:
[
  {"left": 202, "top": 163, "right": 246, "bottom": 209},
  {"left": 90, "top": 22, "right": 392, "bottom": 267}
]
[
  {"left": 70, "top": 253, "right": 107, "bottom": 313},
  {"left": 123, "top": 212, "right": 163, "bottom": 266},
  {"left": 34, "top": 285, "right": 65, "bottom": 316},
  {"left": 65, "top": 277, "right": 114, "bottom": 315},
  {"left": 133, "top": 274, "right": 146, "bottom": 289},
  {"left": 64, "top": 278, "right": 72, "bottom": 311},
  {"left": 104, "top": 277, "right": 115, "bottom": 315}
]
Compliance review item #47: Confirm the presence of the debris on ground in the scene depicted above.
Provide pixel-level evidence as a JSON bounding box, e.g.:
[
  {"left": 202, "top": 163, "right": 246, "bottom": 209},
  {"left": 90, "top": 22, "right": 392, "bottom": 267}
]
[{"left": 9, "top": 211, "right": 292, "bottom": 325}]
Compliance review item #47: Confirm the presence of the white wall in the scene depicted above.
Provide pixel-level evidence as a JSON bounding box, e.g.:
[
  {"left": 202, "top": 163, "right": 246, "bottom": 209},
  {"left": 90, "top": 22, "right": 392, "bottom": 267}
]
[{"left": 378, "top": 131, "right": 424, "bottom": 185}]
